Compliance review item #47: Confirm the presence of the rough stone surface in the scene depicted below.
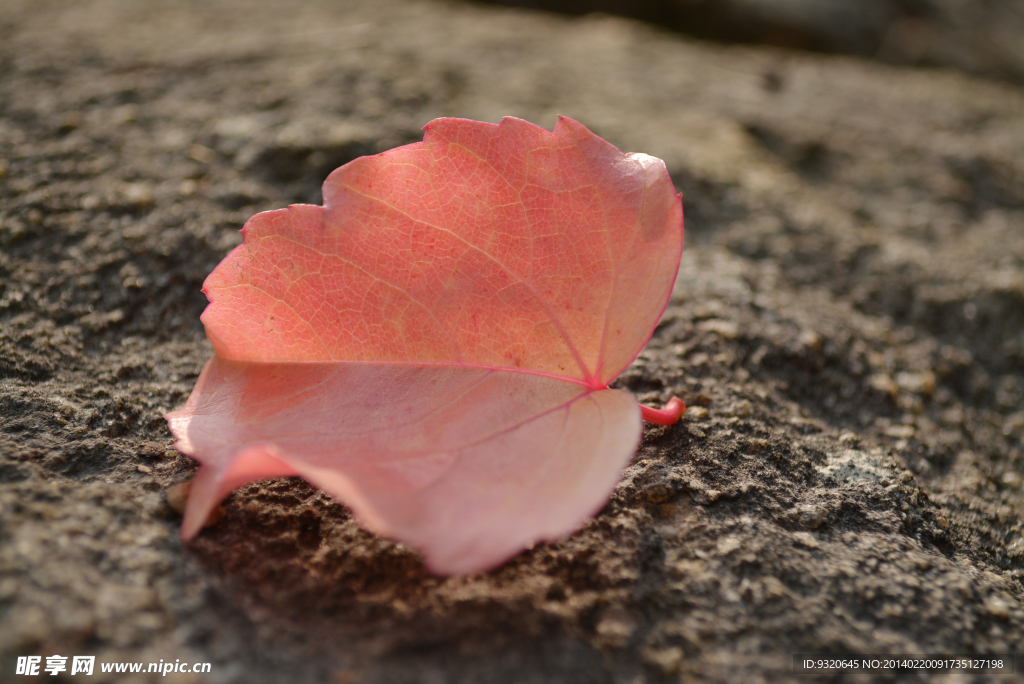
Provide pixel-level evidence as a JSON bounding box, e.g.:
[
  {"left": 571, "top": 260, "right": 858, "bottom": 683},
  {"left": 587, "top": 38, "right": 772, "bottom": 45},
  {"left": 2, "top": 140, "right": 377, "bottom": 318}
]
[{"left": 1, "top": 0, "right": 1023, "bottom": 682}]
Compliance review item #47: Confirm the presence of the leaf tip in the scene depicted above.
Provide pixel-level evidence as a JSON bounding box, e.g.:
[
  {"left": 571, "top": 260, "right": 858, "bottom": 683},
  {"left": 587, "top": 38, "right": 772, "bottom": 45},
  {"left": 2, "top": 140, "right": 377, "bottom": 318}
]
[{"left": 176, "top": 465, "right": 231, "bottom": 541}]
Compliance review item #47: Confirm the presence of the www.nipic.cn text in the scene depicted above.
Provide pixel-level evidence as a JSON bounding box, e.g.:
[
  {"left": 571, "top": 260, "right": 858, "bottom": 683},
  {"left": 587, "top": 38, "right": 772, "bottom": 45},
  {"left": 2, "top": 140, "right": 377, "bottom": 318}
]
[{"left": 15, "top": 655, "right": 212, "bottom": 677}]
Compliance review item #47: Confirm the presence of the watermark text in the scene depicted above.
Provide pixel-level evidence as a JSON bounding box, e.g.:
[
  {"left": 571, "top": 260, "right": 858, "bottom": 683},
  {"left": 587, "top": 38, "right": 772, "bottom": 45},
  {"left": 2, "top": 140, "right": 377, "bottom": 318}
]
[{"left": 16, "top": 656, "right": 211, "bottom": 677}]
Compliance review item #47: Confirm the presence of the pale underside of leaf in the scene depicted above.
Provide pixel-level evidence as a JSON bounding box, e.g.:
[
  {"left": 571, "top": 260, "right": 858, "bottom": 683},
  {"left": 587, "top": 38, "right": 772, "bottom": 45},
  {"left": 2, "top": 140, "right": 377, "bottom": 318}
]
[{"left": 166, "top": 357, "right": 641, "bottom": 574}]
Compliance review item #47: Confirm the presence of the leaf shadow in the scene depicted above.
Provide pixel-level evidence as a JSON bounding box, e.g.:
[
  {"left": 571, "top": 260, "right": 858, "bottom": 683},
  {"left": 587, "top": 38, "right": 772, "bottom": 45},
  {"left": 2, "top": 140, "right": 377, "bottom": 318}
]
[{"left": 185, "top": 477, "right": 619, "bottom": 682}]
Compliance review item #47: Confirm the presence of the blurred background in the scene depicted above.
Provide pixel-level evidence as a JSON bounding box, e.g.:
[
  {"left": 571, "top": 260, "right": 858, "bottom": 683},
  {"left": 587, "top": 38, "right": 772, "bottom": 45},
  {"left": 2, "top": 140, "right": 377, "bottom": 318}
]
[{"left": 475, "top": 0, "right": 1024, "bottom": 82}]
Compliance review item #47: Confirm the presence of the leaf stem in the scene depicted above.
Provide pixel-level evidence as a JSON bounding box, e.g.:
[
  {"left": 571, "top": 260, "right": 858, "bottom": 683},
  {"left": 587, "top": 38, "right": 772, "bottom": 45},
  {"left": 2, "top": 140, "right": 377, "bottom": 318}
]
[{"left": 640, "top": 397, "right": 685, "bottom": 426}]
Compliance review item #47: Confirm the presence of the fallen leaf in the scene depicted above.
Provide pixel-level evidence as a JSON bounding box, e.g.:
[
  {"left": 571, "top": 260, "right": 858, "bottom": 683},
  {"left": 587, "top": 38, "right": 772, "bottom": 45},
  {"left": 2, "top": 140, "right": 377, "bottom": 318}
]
[{"left": 166, "top": 116, "right": 684, "bottom": 574}]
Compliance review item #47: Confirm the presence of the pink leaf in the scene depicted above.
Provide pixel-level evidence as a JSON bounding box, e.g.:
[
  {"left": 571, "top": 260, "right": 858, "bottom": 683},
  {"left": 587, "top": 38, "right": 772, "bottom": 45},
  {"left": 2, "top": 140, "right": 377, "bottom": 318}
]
[{"left": 165, "top": 116, "right": 684, "bottom": 574}]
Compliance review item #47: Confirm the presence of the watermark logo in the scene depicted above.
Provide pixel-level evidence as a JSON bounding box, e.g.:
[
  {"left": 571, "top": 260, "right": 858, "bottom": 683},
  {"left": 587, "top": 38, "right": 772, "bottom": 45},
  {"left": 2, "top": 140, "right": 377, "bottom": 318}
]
[
  {"left": 71, "top": 657, "right": 95, "bottom": 676},
  {"left": 15, "top": 655, "right": 209, "bottom": 676},
  {"left": 15, "top": 657, "right": 40, "bottom": 676}
]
